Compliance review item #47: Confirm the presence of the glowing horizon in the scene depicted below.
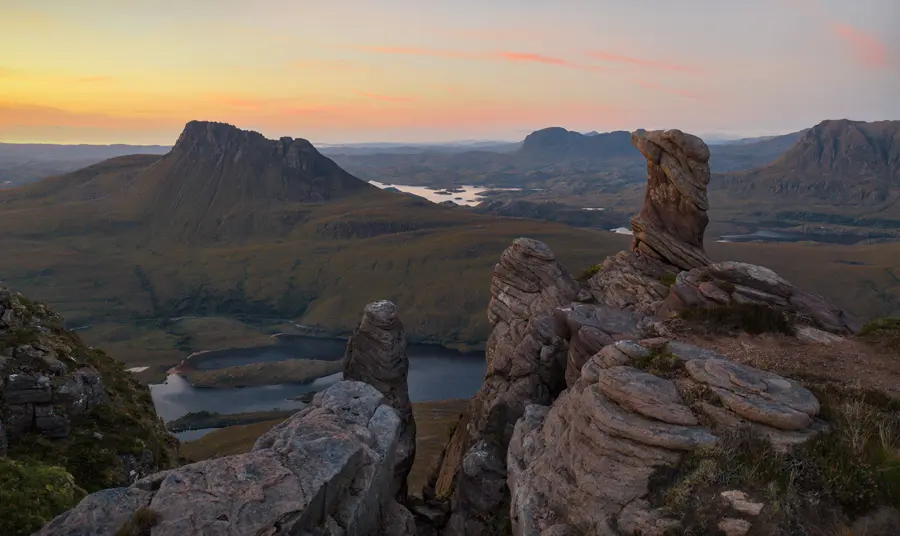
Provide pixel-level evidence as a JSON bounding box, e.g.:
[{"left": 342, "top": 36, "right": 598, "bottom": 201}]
[{"left": 1, "top": 0, "right": 897, "bottom": 145}]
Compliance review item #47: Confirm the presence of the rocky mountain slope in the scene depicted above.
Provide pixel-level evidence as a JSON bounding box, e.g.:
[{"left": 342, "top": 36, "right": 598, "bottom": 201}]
[
  {"left": 0, "top": 286, "right": 178, "bottom": 535},
  {"left": 711, "top": 119, "right": 900, "bottom": 231},
  {"left": 35, "top": 127, "right": 900, "bottom": 536}
]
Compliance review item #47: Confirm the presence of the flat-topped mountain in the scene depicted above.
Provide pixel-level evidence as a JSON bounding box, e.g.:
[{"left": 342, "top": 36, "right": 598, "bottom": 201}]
[{"left": 519, "top": 127, "right": 636, "bottom": 163}]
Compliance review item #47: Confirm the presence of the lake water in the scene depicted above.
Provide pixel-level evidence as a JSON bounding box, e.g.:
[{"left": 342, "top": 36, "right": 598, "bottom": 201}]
[
  {"left": 718, "top": 229, "right": 871, "bottom": 245},
  {"left": 369, "top": 180, "right": 519, "bottom": 206},
  {"left": 151, "top": 337, "right": 486, "bottom": 432}
]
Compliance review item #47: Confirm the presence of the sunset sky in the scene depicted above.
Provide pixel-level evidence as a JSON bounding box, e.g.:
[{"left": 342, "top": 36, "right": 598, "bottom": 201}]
[{"left": 1, "top": 0, "right": 898, "bottom": 144}]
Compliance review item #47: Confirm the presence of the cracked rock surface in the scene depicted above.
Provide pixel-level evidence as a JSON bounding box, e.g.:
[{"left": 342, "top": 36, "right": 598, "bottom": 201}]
[
  {"left": 507, "top": 340, "right": 823, "bottom": 535},
  {"left": 36, "top": 380, "right": 414, "bottom": 536}
]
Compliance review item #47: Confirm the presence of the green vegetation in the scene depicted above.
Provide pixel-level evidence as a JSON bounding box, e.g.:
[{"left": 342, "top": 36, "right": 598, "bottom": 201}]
[
  {"left": 578, "top": 263, "right": 603, "bottom": 281},
  {"left": 679, "top": 303, "right": 795, "bottom": 336},
  {"left": 661, "top": 384, "right": 900, "bottom": 533},
  {"left": 166, "top": 409, "right": 296, "bottom": 433},
  {"left": 0, "top": 458, "right": 86, "bottom": 536},
  {"left": 182, "top": 358, "right": 343, "bottom": 389},
  {"left": 659, "top": 272, "right": 677, "bottom": 287},
  {"left": 115, "top": 507, "right": 159, "bottom": 536},
  {"left": 633, "top": 348, "right": 681, "bottom": 378},
  {"left": 860, "top": 317, "right": 900, "bottom": 352}
]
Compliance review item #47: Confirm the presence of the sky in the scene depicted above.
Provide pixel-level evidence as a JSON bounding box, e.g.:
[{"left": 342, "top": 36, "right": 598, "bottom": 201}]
[{"left": 1, "top": 0, "right": 898, "bottom": 144}]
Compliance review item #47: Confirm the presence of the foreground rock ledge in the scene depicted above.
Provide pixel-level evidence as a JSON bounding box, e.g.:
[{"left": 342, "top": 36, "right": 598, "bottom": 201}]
[{"left": 37, "top": 381, "right": 416, "bottom": 536}]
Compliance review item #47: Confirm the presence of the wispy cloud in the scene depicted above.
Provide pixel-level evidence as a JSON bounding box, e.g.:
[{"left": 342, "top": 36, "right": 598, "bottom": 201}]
[
  {"left": 497, "top": 52, "right": 603, "bottom": 72},
  {"left": 360, "top": 45, "right": 604, "bottom": 73},
  {"left": 588, "top": 51, "right": 699, "bottom": 73},
  {"left": 353, "top": 91, "right": 413, "bottom": 102},
  {"left": 830, "top": 23, "right": 890, "bottom": 69},
  {"left": 359, "top": 46, "right": 479, "bottom": 60},
  {"left": 633, "top": 79, "right": 700, "bottom": 100}
]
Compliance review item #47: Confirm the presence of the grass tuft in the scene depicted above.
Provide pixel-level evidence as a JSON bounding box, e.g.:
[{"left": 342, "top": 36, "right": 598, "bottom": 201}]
[
  {"left": 659, "top": 272, "right": 677, "bottom": 287},
  {"left": 679, "top": 303, "right": 795, "bottom": 336},
  {"left": 633, "top": 348, "right": 681, "bottom": 378},
  {"left": 859, "top": 317, "right": 900, "bottom": 352},
  {"left": 659, "top": 383, "right": 900, "bottom": 533},
  {"left": 578, "top": 264, "right": 603, "bottom": 281},
  {"left": 0, "top": 458, "right": 86, "bottom": 536}
]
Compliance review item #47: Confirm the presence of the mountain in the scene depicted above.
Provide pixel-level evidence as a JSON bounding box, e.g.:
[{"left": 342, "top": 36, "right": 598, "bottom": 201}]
[
  {"left": 519, "top": 127, "right": 636, "bottom": 162},
  {"left": 1, "top": 120, "right": 898, "bottom": 379},
  {"left": 712, "top": 119, "right": 900, "bottom": 230},
  {"left": 0, "top": 142, "right": 170, "bottom": 189},
  {"left": 707, "top": 129, "right": 807, "bottom": 171}
]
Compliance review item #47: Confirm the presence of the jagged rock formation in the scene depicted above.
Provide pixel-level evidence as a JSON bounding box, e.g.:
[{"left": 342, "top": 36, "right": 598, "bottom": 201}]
[
  {"left": 0, "top": 285, "right": 177, "bottom": 488},
  {"left": 660, "top": 261, "right": 860, "bottom": 334},
  {"left": 344, "top": 300, "right": 416, "bottom": 500},
  {"left": 507, "top": 339, "right": 824, "bottom": 535},
  {"left": 37, "top": 381, "right": 417, "bottom": 536},
  {"left": 426, "top": 239, "right": 648, "bottom": 535}
]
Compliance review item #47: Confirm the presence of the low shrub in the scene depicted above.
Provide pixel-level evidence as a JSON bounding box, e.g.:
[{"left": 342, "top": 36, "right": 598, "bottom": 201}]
[{"left": 679, "top": 303, "right": 795, "bottom": 336}]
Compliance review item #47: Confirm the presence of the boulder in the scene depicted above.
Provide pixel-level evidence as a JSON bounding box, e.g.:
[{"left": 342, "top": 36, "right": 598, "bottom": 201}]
[
  {"left": 344, "top": 300, "right": 415, "bottom": 501},
  {"left": 37, "top": 380, "right": 416, "bottom": 536}
]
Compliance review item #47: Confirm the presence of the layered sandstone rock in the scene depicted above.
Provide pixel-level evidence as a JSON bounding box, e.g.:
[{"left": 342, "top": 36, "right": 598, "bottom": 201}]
[
  {"left": 588, "top": 129, "right": 713, "bottom": 315},
  {"left": 507, "top": 340, "right": 824, "bottom": 535},
  {"left": 430, "top": 238, "right": 580, "bottom": 535},
  {"left": 630, "top": 129, "right": 711, "bottom": 271},
  {"left": 659, "top": 261, "right": 859, "bottom": 334},
  {"left": 344, "top": 300, "right": 416, "bottom": 500},
  {"left": 37, "top": 380, "right": 415, "bottom": 536}
]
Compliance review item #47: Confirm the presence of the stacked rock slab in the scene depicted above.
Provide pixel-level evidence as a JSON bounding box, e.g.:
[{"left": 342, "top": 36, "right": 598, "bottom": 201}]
[
  {"left": 660, "top": 261, "right": 859, "bottom": 334},
  {"left": 344, "top": 300, "right": 416, "bottom": 501},
  {"left": 37, "top": 380, "right": 417, "bottom": 536},
  {"left": 588, "top": 129, "right": 713, "bottom": 316},
  {"left": 508, "top": 339, "right": 825, "bottom": 535}
]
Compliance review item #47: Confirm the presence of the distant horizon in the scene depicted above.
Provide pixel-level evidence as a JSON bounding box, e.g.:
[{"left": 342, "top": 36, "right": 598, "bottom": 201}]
[{"left": 0, "top": 120, "right": 841, "bottom": 148}]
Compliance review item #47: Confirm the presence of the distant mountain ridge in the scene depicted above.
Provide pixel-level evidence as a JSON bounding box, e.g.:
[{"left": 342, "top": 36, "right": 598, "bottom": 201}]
[
  {"left": 714, "top": 119, "right": 900, "bottom": 204},
  {"left": 519, "top": 127, "right": 635, "bottom": 163}
]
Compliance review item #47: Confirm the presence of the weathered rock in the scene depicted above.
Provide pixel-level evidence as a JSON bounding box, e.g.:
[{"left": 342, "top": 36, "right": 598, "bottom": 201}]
[
  {"left": 431, "top": 238, "right": 578, "bottom": 535},
  {"left": 344, "top": 299, "right": 415, "bottom": 501},
  {"left": 37, "top": 381, "right": 417, "bottom": 536},
  {"left": 721, "top": 490, "right": 764, "bottom": 516},
  {"left": 630, "top": 129, "right": 711, "bottom": 270},
  {"left": 662, "top": 261, "right": 858, "bottom": 334},
  {"left": 508, "top": 340, "right": 824, "bottom": 535},
  {"left": 555, "top": 304, "right": 640, "bottom": 386},
  {"left": 718, "top": 518, "right": 752, "bottom": 536}
]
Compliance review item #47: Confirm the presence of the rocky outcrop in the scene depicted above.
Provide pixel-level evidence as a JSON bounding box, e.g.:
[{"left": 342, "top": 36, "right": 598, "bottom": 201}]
[
  {"left": 659, "top": 261, "right": 860, "bottom": 334},
  {"left": 427, "top": 238, "right": 580, "bottom": 535},
  {"left": 587, "top": 129, "right": 714, "bottom": 315},
  {"left": 630, "top": 129, "right": 711, "bottom": 271},
  {"left": 507, "top": 339, "right": 824, "bottom": 535},
  {"left": 344, "top": 300, "right": 416, "bottom": 500},
  {"left": 0, "top": 286, "right": 177, "bottom": 488},
  {"left": 37, "top": 380, "right": 416, "bottom": 536}
]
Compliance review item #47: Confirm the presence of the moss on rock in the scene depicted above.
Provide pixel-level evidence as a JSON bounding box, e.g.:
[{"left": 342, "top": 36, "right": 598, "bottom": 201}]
[{"left": 0, "top": 458, "right": 86, "bottom": 536}]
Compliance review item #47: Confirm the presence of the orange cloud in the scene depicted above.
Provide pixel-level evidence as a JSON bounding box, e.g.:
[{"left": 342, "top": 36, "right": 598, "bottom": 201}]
[
  {"left": 633, "top": 80, "right": 700, "bottom": 100},
  {"left": 75, "top": 76, "right": 112, "bottom": 83},
  {"left": 588, "top": 51, "right": 699, "bottom": 73},
  {"left": 353, "top": 91, "right": 413, "bottom": 102},
  {"left": 830, "top": 23, "right": 890, "bottom": 68}
]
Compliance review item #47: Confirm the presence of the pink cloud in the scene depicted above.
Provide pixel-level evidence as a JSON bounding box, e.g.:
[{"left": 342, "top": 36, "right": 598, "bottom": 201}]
[
  {"left": 495, "top": 52, "right": 603, "bottom": 72},
  {"left": 830, "top": 23, "right": 890, "bottom": 68},
  {"left": 359, "top": 46, "right": 480, "bottom": 60},
  {"left": 588, "top": 51, "right": 699, "bottom": 73},
  {"left": 353, "top": 91, "right": 413, "bottom": 102},
  {"left": 632, "top": 79, "right": 701, "bottom": 100}
]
